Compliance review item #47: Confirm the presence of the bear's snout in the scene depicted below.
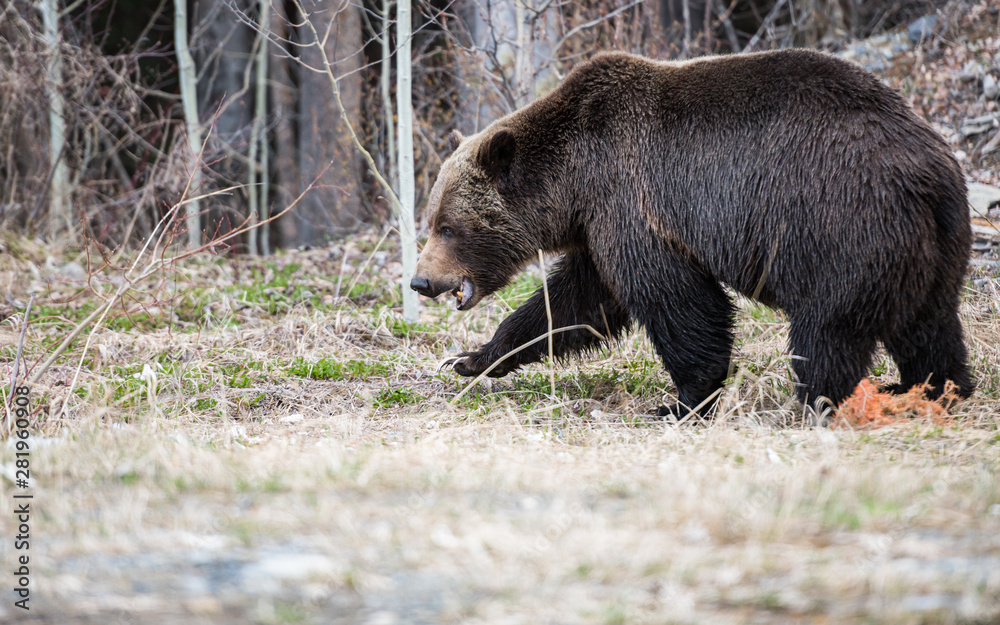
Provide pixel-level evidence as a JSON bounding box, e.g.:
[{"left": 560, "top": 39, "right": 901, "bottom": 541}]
[
  {"left": 410, "top": 272, "right": 478, "bottom": 310},
  {"left": 410, "top": 275, "right": 434, "bottom": 297}
]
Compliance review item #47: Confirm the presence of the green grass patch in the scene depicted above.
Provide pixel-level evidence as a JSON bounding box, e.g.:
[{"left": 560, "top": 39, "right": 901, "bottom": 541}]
[
  {"left": 118, "top": 470, "right": 140, "bottom": 485},
  {"left": 34, "top": 288, "right": 215, "bottom": 334},
  {"left": 374, "top": 387, "right": 423, "bottom": 408},
  {"left": 193, "top": 398, "right": 218, "bottom": 411},
  {"left": 286, "top": 358, "right": 394, "bottom": 380},
  {"left": 387, "top": 315, "right": 440, "bottom": 339},
  {"left": 344, "top": 277, "right": 398, "bottom": 304},
  {"left": 495, "top": 271, "right": 545, "bottom": 309},
  {"left": 745, "top": 302, "right": 785, "bottom": 324},
  {"left": 449, "top": 363, "right": 667, "bottom": 415},
  {"left": 219, "top": 361, "right": 265, "bottom": 388},
  {"left": 235, "top": 283, "right": 316, "bottom": 315},
  {"left": 33, "top": 302, "right": 100, "bottom": 327},
  {"left": 107, "top": 364, "right": 155, "bottom": 407}
]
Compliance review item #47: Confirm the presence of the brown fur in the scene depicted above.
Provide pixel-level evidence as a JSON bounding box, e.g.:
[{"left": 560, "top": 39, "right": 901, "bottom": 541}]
[{"left": 411, "top": 49, "right": 974, "bottom": 415}]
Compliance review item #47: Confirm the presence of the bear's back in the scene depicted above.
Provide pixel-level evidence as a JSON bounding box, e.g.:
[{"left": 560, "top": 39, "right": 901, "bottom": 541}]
[
  {"left": 567, "top": 49, "right": 906, "bottom": 131},
  {"left": 551, "top": 50, "right": 966, "bottom": 315}
]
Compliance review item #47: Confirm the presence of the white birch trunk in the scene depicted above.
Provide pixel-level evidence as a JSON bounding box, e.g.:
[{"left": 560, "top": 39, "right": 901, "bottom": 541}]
[
  {"left": 397, "top": 0, "right": 418, "bottom": 322},
  {"left": 682, "top": 0, "right": 692, "bottom": 56},
  {"left": 513, "top": 0, "right": 535, "bottom": 109},
  {"left": 174, "top": 0, "right": 203, "bottom": 250},
  {"left": 40, "top": 0, "right": 72, "bottom": 244},
  {"left": 247, "top": 0, "right": 269, "bottom": 255},
  {"left": 381, "top": 0, "right": 396, "bottom": 194},
  {"left": 259, "top": 0, "right": 271, "bottom": 256}
]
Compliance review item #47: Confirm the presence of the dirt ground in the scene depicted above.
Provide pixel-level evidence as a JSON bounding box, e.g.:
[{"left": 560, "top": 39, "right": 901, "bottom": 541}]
[{"left": 2, "top": 231, "right": 999, "bottom": 624}]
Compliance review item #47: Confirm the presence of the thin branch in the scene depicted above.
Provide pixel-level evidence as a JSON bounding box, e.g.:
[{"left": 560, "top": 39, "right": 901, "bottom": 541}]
[
  {"left": 26, "top": 177, "right": 315, "bottom": 388},
  {"left": 743, "top": 0, "right": 788, "bottom": 52},
  {"left": 539, "top": 250, "right": 556, "bottom": 398},
  {"left": 290, "top": 0, "right": 407, "bottom": 225},
  {"left": 6, "top": 294, "right": 35, "bottom": 409},
  {"left": 550, "top": 0, "right": 645, "bottom": 58}
]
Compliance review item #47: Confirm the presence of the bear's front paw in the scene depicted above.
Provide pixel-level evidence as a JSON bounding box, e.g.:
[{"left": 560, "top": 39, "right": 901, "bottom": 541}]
[
  {"left": 453, "top": 351, "right": 517, "bottom": 378},
  {"left": 654, "top": 402, "right": 709, "bottom": 423}
]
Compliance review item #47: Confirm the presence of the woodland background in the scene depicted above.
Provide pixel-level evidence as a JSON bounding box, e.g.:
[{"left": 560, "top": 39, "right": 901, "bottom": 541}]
[
  {"left": 2, "top": 1, "right": 1000, "bottom": 624},
  {"left": 3, "top": 0, "right": 993, "bottom": 254}
]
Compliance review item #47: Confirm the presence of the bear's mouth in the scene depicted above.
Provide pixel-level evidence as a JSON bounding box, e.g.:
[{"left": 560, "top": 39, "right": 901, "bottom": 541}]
[{"left": 451, "top": 276, "right": 476, "bottom": 311}]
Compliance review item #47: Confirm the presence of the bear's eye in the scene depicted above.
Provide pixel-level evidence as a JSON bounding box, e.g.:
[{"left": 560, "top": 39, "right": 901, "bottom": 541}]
[{"left": 440, "top": 226, "right": 455, "bottom": 239}]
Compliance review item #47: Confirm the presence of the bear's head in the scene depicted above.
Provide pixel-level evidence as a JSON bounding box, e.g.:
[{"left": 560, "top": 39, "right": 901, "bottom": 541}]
[{"left": 410, "top": 126, "right": 562, "bottom": 310}]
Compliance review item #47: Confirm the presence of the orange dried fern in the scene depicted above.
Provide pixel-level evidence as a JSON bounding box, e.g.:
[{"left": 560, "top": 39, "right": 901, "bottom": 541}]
[{"left": 834, "top": 378, "right": 961, "bottom": 430}]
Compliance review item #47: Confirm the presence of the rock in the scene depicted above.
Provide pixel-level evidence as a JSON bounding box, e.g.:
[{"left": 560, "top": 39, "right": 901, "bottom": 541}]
[
  {"left": 56, "top": 261, "right": 87, "bottom": 282},
  {"left": 836, "top": 33, "right": 905, "bottom": 71},
  {"left": 960, "top": 113, "right": 999, "bottom": 138},
  {"left": 241, "top": 553, "right": 339, "bottom": 592},
  {"left": 984, "top": 74, "right": 999, "bottom": 100},
  {"left": 960, "top": 60, "right": 983, "bottom": 82},
  {"left": 364, "top": 612, "right": 399, "bottom": 625},
  {"left": 908, "top": 15, "right": 937, "bottom": 44},
  {"left": 968, "top": 182, "right": 1000, "bottom": 218}
]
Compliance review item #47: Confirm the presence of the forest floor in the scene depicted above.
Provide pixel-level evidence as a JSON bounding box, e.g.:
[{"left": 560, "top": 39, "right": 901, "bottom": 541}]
[
  {"left": 2, "top": 229, "right": 999, "bottom": 625},
  {"left": 3, "top": 7, "right": 1000, "bottom": 624}
]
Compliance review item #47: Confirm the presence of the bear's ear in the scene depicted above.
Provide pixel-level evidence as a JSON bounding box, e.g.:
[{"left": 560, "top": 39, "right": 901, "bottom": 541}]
[
  {"left": 476, "top": 128, "right": 516, "bottom": 178},
  {"left": 448, "top": 130, "right": 464, "bottom": 152}
]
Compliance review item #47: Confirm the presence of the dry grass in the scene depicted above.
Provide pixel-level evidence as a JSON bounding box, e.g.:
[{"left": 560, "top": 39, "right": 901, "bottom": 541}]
[{"left": 2, "top": 235, "right": 1000, "bottom": 624}]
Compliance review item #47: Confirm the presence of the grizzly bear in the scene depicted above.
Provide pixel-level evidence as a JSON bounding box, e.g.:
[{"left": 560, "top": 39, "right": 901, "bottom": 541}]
[{"left": 410, "top": 49, "right": 974, "bottom": 416}]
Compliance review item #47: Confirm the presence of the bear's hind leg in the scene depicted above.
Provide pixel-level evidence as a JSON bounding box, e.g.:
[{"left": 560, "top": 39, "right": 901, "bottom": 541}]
[
  {"left": 882, "top": 301, "right": 974, "bottom": 399},
  {"left": 453, "top": 252, "right": 631, "bottom": 378},
  {"left": 788, "top": 310, "right": 876, "bottom": 412}
]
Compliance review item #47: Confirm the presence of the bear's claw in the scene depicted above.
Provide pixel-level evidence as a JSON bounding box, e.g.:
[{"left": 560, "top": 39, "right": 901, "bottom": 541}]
[{"left": 452, "top": 351, "right": 517, "bottom": 378}]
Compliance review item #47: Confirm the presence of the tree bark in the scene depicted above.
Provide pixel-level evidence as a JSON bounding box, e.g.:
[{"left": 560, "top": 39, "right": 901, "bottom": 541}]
[
  {"left": 682, "top": 0, "right": 692, "bottom": 55},
  {"left": 294, "top": 0, "right": 363, "bottom": 245},
  {"left": 194, "top": 0, "right": 255, "bottom": 240},
  {"left": 40, "top": 0, "right": 73, "bottom": 244},
  {"left": 248, "top": 0, "right": 270, "bottom": 255},
  {"left": 174, "top": 0, "right": 203, "bottom": 249},
  {"left": 397, "top": 0, "right": 418, "bottom": 321},
  {"left": 513, "top": 0, "right": 536, "bottom": 109},
  {"left": 381, "top": 0, "right": 396, "bottom": 195},
  {"left": 258, "top": 0, "right": 271, "bottom": 256},
  {"left": 270, "top": 0, "right": 302, "bottom": 248}
]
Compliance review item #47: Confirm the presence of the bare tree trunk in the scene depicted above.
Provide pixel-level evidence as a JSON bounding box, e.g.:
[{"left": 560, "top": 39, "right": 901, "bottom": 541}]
[
  {"left": 247, "top": 0, "right": 270, "bottom": 255},
  {"left": 682, "top": 0, "right": 692, "bottom": 56},
  {"left": 195, "top": 0, "right": 254, "bottom": 241},
  {"left": 40, "top": 0, "right": 73, "bottom": 244},
  {"left": 258, "top": 0, "right": 271, "bottom": 256},
  {"left": 717, "top": 0, "right": 741, "bottom": 52},
  {"left": 295, "top": 0, "right": 363, "bottom": 244},
  {"left": 513, "top": 0, "right": 536, "bottom": 108},
  {"left": 397, "top": 0, "right": 418, "bottom": 321},
  {"left": 381, "top": 0, "right": 396, "bottom": 194},
  {"left": 704, "top": 0, "right": 713, "bottom": 54},
  {"left": 270, "top": 0, "right": 301, "bottom": 248},
  {"left": 452, "top": 0, "right": 493, "bottom": 133},
  {"left": 174, "top": 0, "right": 203, "bottom": 249}
]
